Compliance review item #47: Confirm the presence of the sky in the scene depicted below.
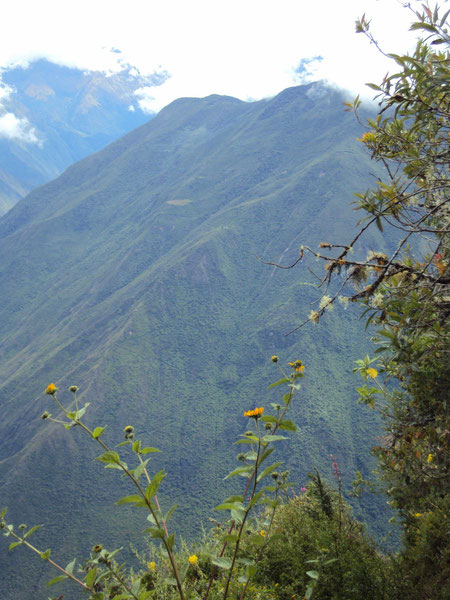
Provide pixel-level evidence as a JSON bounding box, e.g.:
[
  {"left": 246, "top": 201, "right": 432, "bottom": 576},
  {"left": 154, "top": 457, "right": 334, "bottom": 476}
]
[{"left": 0, "top": 0, "right": 428, "bottom": 142}]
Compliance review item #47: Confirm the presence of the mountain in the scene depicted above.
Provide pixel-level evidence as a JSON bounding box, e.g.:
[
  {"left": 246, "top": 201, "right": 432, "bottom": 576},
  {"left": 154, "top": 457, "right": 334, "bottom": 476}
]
[
  {"left": 0, "top": 83, "right": 390, "bottom": 599},
  {"left": 0, "top": 59, "right": 157, "bottom": 215}
]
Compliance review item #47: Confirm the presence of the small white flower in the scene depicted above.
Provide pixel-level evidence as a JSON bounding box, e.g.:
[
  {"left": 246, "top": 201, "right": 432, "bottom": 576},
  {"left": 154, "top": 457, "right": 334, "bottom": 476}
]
[{"left": 319, "top": 295, "right": 333, "bottom": 311}]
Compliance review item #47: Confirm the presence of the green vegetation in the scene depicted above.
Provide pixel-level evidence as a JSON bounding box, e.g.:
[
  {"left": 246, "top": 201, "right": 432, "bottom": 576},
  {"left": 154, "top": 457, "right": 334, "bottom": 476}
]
[
  {"left": 1, "top": 2, "right": 448, "bottom": 599},
  {"left": 0, "top": 69, "right": 383, "bottom": 599}
]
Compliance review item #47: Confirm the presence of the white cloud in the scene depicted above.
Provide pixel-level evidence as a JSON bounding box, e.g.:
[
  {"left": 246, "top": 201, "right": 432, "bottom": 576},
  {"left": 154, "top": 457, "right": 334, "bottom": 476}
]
[
  {"left": 0, "top": 0, "right": 424, "bottom": 112},
  {"left": 0, "top": 112, "right": 41, "bottom": 145}
]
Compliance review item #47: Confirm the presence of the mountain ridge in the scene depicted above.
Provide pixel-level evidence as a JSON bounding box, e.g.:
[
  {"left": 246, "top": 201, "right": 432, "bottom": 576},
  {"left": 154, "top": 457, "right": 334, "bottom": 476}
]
[{"left": 0, "top": 82, "right": 390, "bottom": 599}]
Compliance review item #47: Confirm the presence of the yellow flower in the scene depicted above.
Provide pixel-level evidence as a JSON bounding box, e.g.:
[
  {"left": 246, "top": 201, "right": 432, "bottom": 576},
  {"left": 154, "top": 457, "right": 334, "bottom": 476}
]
[
  {"left": 92, "top": 544, "right": 102, "bottom": 553},
  {"left": 148, "top": 561, "right": 156, "bottom": 571},
  {"left": 288, "top": 360, "right": 305, "bottom": 373},
  {"left": 244, "top": 407, "right": 264, "bottom": 419},
  {"left": 414, "top": 513, "right": 422, "bottom": 518},
  {"left": 271, "top": 355, "right": 279, "bottom": 363},
  {"left": 45, "top": 383, "right": 58, "bottom": 395},
  {"left": 427, "top": 453, "right": 434, "bottom": 463},
  {"left": 188, "top": 555, "right": 198, "bottom": 565},
  {"left": 358, "top": 131, "right": 376, "bottom": 143},
  {"left": 124, "top": 425, "right": 134, "bottom": 433},
  {"left": 260, "top": 530, "right": 266, "bottom": 537},
  {"left": 366, "top": 368, "right": 378, "bottom": 379}
]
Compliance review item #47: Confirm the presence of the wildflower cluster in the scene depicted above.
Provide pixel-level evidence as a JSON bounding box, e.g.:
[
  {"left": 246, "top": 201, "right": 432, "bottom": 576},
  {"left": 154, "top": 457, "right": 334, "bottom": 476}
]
[
  {"left": 288, "top": 360, "right": 305, "bottom": 373},
  {"left": 243, "top": 407, "right": 264, "bottom": 419},
  {"left": 1, "top": 355, "right": 305, "bottom": 600}
]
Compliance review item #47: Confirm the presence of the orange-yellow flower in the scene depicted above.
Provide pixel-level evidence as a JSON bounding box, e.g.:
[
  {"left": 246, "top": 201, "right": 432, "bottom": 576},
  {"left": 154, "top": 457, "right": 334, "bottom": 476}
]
[
  {"left": 148, "top": 561, "right": 156, "bottom": 571},
  {"left": 188, "top": 555, "right": 198, "bottom": 565},
  {"left": 358, "top": 131, "right": 376, "bottom": 143},
  {"left": 45, "top": 383, "right": 58, "bottom": 395},
  {"left": 427, "top": 453, "right": 434, "bottom": 463},
  {"left": 244, "top": 407, "right": 264, "bottom": 419},
  {"left": 288, "top": 360, "right": 305, "bottom": 373},
  {"left": 366, "top": 368, "right": 378, "bottom": 379}
]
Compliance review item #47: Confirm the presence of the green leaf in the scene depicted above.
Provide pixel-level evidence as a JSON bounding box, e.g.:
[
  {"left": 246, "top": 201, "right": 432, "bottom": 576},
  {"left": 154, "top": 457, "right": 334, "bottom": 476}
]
[
  {"left": 244, "top": 451, "right": 258, "bottom": 461},
  {"left": 92, "top": 427, "right": 105, "bottom": 439},
  {"left": 247, "top": 533, "right": 265, "bottom": 547},
  {"left": 222, "top": 495, "right": 244, "bottom": 503},
  {"left": 259, "top": 447, "right": 274, "bottom": 466},
  {"left": 163, "top": 578, "right": 178, "bottom": 586},
  {"left": 133, "top": 459, "right": 149, "bottom": 482},
  {"left": 231, "top": 508, "right": 246, "bottom": 524},
  {"left": 65, "top": 558, "right": 76, "bottom": 575},
  {"left": 234, "top": 438, "right": 257, "bottom": 445},
  {"left": 8, "top": 541, "right": 22, "bottom": 550},
  {"left": 24, "top": 524, "right": 42, "bottom": 539},
  {"left": 47, "top": 575, "right": 68, "bottom": 586},
  {"left": 145, "top": 470, "right": 167, "bottom": 500},
  {"left": 261, "top": 415, "right": 277, "bottom": 423},
  {"left": 132, "top": 440, "right": 141, "bottom": 453},
  {"left": 164, "top": 504, "right": 178, "bottom": 522},
  {"left": 148, "top": 527, "right": 165, "bottom": 539},
  {"left": 166, "top": 533, "right": 175, "bottom": 550},
  {"left": 261, "top": 435, "right": 288, "bottom": 443},
  {"left": 40, "top": 549, "right": 51, "bottom": 559},
  {"left": 211, "top": 557, "right": 232, "bottom": 569},
  {"left": 248, "top": 489, "right": 265, "bottom": 509},
  {"left": 215, "top": 501, "right": 245, "bottom": 511},
  {"left": 257, "top": 461, "right": 282, "bottom": 482},
  {"left": 141, "top": 447, "right": 162, "bottom": 454},
  {"left": 288, "top": 382, "right": 301, "bottom": 391},
  {"left": 278, "top": 419, "right": 297, "bottom": 431},
  {"left": 224, "top": 465, "right": 253, "bottom": 480},
  {"left": 306, "top": 570, "right": 319, "bottom": 580},
  {"left": 268, "top": 378, "right": 290, "bottom": 389},
  {"left": 222, "top": 533, "right": 239, "bottom": 543},
  {"left": 85, "top": 567, "right": 97, "bottom": 588},
  {"left": 96, "top": 451, "right": 120, "bottom": 465},
  {"left": 116, "top": 494, "right": 143, "bottom": 505}
]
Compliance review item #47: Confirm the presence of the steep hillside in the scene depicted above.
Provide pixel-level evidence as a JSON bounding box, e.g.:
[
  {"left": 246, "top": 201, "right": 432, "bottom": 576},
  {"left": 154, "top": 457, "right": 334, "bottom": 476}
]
[
  {"left": 0, "top": 83, "right": 389, "bottom": 599},
  {"left": 0, "top": 59, "right": 156, "bottom": 214}
]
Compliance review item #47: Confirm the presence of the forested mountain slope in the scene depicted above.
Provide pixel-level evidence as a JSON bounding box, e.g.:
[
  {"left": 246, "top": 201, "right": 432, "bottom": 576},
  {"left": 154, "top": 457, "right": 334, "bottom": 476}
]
[{"left": 0, "top": 82, "right": 388, "bottom": 599}]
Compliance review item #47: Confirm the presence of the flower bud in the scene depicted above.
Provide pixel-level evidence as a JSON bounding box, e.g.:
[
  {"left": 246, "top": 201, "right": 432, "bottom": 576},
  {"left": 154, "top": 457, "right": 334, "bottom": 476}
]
[{"left": 45, "top": 383, "right": 58, "bottom": 395}]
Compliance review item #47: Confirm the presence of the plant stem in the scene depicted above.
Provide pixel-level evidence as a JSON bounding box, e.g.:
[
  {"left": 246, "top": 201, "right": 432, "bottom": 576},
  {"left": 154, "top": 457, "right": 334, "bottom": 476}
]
[
  {"left": 222, "top": 420, "right": 262, "bottom": 600},
  {"left": 75, "top": 420, "right": 186, "bottom": 600},
  {"left": 8, "top": 530, "right": 91, "bottom": 591}
]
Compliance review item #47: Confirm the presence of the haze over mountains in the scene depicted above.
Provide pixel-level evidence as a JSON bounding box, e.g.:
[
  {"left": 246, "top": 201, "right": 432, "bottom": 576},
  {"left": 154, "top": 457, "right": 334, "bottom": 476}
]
[
  {"left": 0, "top": 82, "right": 389, "bottom": 599},
  {"left": 0, "top": 59, "right": 159, "bottom": 215}
]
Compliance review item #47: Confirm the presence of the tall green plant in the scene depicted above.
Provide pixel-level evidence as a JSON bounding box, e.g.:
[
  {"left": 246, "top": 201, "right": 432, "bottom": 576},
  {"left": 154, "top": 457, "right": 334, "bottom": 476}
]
[
  {"left": 265, "top": 2, "right": 449, "bottom": 596},
  {"left": 0, "top": 358, "right": 304, "bottom": 600}
]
